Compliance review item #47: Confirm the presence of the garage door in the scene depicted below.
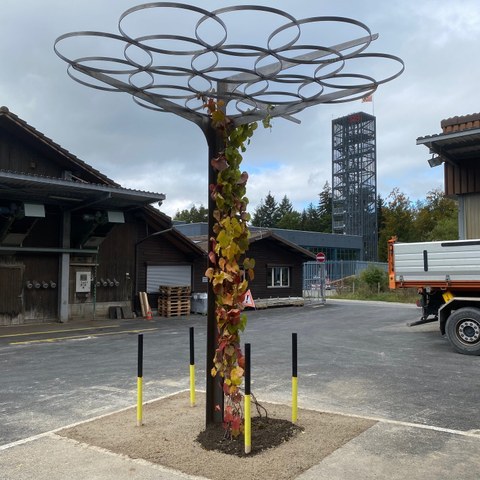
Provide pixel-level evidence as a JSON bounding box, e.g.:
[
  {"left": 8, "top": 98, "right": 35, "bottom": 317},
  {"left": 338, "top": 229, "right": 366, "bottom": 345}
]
[{"left": 146, "top": 265, "right": 191, "bottom": 293}]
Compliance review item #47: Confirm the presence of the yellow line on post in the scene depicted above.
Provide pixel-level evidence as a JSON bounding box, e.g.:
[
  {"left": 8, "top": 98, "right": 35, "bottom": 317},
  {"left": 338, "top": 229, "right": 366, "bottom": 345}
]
[
  {"left": 189, "top": 364, "right": 196, "bottom": 407},
  {"left": 137, "top": 376, "right": 143, "bottom": 427},
  {"left": 9, "top": 328, "right": 158, "bottom": 345},
  {"left": 292, "top": 376, "right": 298, "bottom": 423},
  {"left": 244, "top": 393, "right": 251, "bottom": 454}
]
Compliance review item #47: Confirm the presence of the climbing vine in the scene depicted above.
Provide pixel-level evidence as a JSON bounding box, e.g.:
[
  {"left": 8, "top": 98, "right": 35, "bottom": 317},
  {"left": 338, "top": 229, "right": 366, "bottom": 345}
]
[{"left": 204, "top": 98, "right": 260, "bottom": 437}]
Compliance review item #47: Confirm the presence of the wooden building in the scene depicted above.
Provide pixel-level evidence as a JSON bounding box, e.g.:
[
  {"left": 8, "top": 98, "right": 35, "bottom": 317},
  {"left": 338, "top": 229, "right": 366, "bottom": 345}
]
[
  {"left": 191, "top": 230, "right": 316, "bottom": 300},
  {"left": 417, "top": 113, "right": 480, "bottom": 238},
  {"left": 0, "top": 106, "right": 203, "bottom": 325}
]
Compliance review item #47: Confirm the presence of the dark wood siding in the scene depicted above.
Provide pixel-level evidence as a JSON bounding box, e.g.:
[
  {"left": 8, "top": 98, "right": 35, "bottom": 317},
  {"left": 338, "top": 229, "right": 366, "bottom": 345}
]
[
  {"left": 0, "top": 263, "right": 24, "bottom": 323},
  {"left": 191, "top": 238, "right": 307, "bottom": 300},
  {"left": 21, "top": 254, "right": 59, "bottom": 321},
  {"left": 247, "top": 239, "right": 304, "bottom": 299},
  {"left": 95, "top": 223, "right": 137, "bottom": 304},
  {"left": 445, "top": 161, "right": 480, "bottom": 196},
  {"left": 136, "top": 230, "right": 195, "bottom": 313},
  {"left": 22, "top": 210, "right": 61, "bottom": 248},
  {"left": 0, "top": 130, "right": 64, "bottom": 177},
  {"left": 193, "top": 256, "right": 208, "bottom": 293}
]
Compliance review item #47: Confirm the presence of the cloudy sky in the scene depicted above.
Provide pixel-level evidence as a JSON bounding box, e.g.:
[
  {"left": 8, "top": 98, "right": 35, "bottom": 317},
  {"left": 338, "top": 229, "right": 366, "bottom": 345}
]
[{"left": 1, "top": 1, "right": 479, "bottom": 218}]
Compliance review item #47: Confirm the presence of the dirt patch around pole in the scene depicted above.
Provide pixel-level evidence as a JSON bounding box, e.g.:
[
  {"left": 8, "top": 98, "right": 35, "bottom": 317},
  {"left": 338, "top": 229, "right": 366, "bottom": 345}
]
[{"left": 57, "top": 391, "right": 375, "bottom": 480}]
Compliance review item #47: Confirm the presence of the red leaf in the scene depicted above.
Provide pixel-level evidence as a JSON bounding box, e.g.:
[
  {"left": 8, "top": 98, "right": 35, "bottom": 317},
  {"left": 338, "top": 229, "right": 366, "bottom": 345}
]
[
  {"left": 208, "top": 251, "right": 216, "bottom": 265},
  {"left": 237, "top": 171, "right": 248, "bottom": 185},
  {"left": 211, "top": 155, "right": 228, "bottom": 172}
]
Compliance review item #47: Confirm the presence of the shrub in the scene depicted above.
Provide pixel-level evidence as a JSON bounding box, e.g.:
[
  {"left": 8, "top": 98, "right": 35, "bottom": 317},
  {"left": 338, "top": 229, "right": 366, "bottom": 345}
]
[{"left": 359, "top": 266, "right": 388, "bottom": 293}]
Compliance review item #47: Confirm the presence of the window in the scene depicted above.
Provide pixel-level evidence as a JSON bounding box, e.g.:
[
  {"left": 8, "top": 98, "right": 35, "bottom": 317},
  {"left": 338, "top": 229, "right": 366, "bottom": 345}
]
[{"left": 267, "top": 266, "right": 290, "bottom": 288}]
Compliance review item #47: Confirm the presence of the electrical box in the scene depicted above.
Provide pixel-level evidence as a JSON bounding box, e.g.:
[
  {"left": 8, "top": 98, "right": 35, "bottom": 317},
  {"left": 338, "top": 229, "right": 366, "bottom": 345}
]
[{"left": 76, "top": 271, "right": 92, "bottom": 293}]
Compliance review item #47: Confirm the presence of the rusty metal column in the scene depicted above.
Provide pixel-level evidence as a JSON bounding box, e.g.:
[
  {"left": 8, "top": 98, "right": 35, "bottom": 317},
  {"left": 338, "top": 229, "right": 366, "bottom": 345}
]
[{"left": 205, "top": 120, "right": 224, "bottom": 425}]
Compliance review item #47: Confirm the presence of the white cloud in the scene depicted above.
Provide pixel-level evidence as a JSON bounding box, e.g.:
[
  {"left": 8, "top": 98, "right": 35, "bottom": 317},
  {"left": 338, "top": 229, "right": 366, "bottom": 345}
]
[{"left": 1, "top": 0, "right": 479, "bottom": 219}]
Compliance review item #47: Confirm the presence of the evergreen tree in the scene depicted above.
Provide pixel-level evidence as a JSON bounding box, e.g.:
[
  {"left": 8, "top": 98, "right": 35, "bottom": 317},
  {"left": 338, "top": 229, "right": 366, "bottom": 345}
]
[
  {"left": 317, "top": 181, "right": 332, "bottom": 232},
  {"left": 174, "top": 204, "right": 208, "bottom": 223},
  {"left": 277, "top": 195, "right": 293, "bottom": 220},
  {"left": 276, "top": 210, "right": 302, "bottom": 230},
  {"left": 251, "top": 192, "right": 280, "bottom": 228},
  {"left": 301, "top": 202, "right": 322, "bottom": 231}
]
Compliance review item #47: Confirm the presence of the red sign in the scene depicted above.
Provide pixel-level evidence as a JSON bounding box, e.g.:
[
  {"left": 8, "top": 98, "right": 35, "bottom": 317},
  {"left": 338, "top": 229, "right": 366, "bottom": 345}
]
[{"left": 316, "top": 252, "right": 326, "bottom": 263}]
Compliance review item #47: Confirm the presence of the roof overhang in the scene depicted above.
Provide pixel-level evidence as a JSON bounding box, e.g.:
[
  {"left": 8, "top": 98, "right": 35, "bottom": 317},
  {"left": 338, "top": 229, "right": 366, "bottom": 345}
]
[
  {"left": 417, "top": 128, "right": 480, "bottom": 167},
  {"left": 0, "top": 170, "right": 165, "bottom": 211},
  {"left": 189, "top": 230, "right": 317, "bottom": 261},
  {"left": 250, "top": 231, "right": 317, "bottom": 261}
]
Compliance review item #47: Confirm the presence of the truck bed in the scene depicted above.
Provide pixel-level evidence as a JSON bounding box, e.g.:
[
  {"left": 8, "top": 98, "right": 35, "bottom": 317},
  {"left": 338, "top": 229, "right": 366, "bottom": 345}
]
[{"left": 389, "top": 239, "right": 480, "bottom": 290}]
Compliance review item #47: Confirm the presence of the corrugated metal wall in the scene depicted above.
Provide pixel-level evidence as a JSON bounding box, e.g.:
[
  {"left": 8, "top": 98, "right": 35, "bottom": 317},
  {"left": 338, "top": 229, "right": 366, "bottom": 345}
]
[
  {"left": 146, "top": 265, "right": 191, "bottom": 292},
  {"left": 465, "top": 193, "right": 480, "bottom": 238},
  {"left": 445, "top": 163, "right": 480, "bottom": 196}
]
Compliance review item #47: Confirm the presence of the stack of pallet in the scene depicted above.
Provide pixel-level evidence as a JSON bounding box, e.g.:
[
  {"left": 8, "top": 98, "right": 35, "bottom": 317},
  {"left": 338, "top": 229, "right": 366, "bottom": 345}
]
[{"left": 158, "top": 285, "right": 191, "bottom": 317}]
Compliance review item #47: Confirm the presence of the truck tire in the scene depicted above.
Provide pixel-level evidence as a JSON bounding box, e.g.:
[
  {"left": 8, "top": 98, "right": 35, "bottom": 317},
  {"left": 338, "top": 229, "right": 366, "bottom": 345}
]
[{"left": 445, "top": 307, "right": 480, "bottom": 355}]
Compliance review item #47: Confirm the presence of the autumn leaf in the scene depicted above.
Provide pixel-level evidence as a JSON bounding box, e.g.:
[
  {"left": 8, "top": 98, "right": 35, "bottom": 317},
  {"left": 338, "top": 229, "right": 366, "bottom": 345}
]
[
  {"left": 203, "top": 97, "right": 268, "bottom": 439},
  {"left": 211, "top": 154, "right": 228, "bottom": 172},
  {"left": 237, "top": 171, "right": 248, "bottom": 185},
  {"left": 208, "top": 251, "right": 216, "bottom": 265}
]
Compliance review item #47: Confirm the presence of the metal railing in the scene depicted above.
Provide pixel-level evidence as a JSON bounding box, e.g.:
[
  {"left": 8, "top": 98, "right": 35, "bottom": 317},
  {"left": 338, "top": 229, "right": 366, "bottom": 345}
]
[{"left": 303, "top": 260, "right": 387, "bottom": 290}]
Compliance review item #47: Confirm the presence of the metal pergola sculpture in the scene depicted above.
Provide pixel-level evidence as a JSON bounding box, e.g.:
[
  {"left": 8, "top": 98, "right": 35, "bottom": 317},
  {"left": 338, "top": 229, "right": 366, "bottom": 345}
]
[{"left": 55, "top": 2, "right": 404, "bottom": 425}]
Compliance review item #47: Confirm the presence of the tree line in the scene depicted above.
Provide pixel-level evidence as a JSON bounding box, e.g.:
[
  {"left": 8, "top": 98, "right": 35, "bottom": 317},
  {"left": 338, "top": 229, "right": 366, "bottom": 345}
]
[{"left": 174, "top": 184, "right": 458, "bottom": 262}]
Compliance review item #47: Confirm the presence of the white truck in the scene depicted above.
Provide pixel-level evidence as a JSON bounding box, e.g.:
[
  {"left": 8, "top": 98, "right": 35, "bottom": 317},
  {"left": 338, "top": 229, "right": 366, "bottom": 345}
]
[{"left": 388, "top": 237, "right": 480, "bottom": 355}]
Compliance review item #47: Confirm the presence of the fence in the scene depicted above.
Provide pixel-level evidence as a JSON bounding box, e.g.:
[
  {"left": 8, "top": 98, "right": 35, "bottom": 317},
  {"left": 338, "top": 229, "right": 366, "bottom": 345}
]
[{"left": 303, "top": 260, "right": 388, "bottom": 291}]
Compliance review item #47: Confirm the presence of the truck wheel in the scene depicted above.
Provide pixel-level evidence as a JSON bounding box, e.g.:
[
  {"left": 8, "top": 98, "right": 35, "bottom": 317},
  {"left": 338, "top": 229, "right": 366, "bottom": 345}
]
[{"left": 446, "top": 308, "right": 480, "bottom": 355}]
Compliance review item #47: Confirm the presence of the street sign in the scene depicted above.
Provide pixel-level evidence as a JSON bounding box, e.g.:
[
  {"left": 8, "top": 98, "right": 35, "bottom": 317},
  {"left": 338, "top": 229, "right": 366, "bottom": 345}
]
[{"left": 316, "top": 252, "right": 326, "bottom": 263}]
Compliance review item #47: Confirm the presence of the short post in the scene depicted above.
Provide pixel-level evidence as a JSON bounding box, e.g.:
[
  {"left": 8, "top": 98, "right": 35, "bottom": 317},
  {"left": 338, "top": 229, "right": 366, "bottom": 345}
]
[
  {"left": 292, "top": 333, "right": 298, "bottom": 423},
  {"left": 189, "top": 327, "right": 196, "bottom": 407},
  {"left": 244, "top": 342, "right": 251, "bottom": 454},
  {"left": 137, "top": 333, "right": 144, "bottom": 427}
]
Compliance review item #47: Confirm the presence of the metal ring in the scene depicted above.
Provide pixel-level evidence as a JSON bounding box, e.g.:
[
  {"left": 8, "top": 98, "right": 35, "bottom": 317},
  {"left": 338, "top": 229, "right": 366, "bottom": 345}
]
[{"left": 55, "top": 5, "right": 405, "bottom": 123}]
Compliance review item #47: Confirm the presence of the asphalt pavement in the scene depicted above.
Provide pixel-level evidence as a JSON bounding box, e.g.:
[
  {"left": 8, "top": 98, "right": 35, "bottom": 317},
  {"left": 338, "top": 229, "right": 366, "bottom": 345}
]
[{"left": 1, "top": 299, "right": 480, "bottom": 479}]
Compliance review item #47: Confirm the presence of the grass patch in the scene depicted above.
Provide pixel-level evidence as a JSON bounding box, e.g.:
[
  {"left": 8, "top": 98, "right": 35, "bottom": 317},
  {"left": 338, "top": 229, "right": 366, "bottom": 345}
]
[{"left": 332, "top": 289, "right": 418, "bottom": 303}]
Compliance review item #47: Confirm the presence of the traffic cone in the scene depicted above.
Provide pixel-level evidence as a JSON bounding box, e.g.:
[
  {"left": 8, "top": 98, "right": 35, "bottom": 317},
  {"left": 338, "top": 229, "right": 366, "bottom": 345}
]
[{"left": 146, "top": 309, "right": 153, "bottom": 321}]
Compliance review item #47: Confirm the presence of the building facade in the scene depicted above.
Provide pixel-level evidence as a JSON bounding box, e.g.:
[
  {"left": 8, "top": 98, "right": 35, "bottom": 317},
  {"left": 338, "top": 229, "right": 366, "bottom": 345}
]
[
  {"left": 175, "top": 222, "right": 363, "bottom": 262},
  {"left": 417, "top": 112, "right": 480, "bottom": 239},
  {"left": 0, "top": 107, "right": 203, "bottom": 325}
]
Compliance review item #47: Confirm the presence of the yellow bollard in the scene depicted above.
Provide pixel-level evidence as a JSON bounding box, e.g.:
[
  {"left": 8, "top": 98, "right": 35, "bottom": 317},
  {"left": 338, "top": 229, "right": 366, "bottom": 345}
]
[
  {"left": 292, "top": 376, "right": 298, "bottom": 423},
  {"left": 137, "top": 376, "right": 143, "bottom": 426},
  {"left": 244, "top": 393, "right": 251, "bottom": 454},
  {"left": 137, "top": 334, "right": 143, "bottom": 426},
  {"left": 190, "top": 364, "right": 196, "bottom": 407}
]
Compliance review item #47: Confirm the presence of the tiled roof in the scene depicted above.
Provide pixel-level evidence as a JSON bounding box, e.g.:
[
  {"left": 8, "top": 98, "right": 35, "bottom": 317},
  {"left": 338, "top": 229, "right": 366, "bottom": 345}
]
[{"left": 441, "top": 112, "right": 480, "bottom": 133}]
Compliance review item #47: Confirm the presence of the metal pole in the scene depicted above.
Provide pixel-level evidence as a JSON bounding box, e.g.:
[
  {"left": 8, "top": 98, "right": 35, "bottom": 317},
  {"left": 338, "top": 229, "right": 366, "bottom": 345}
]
[
  {"left": 292, "top": 332, "right": 298, "bottom": 422},
  {"left": 137, "top": 333, "right": 144, "bottom": 426},
  {"left": 189, "top": 327, "right": 196, "bottom": 407},
  {"left": 205, "top": 121, "right": 224, "bottom": 425},
  {"left": 244, "top": 342, "right": 251, "bottom": 454}
]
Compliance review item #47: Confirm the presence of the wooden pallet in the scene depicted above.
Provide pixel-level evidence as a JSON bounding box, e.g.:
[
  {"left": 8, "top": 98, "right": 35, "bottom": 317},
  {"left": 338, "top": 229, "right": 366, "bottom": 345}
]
[
  {"left": 159, "top": 303, "right": 191, "bottom": 318},
  {"left": 158, "top": 300, "right": 190, "bottom": 309},
  {"left": 159, "top": 285, "right": 191, "bottom": 296},
  {"left": 158, "top": 298, "right": 191, "bottom": 318},
  {"left": 254, "top": 297, "right": 305, "bottom": 309}
]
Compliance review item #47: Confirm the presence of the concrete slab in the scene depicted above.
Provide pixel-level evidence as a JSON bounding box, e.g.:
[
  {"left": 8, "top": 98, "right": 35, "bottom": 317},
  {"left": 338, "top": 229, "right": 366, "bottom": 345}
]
[
  {"left": 0, "top": 434, "right": 204, "bottom": 480},
  {"left": 297, "top": 422, "right": 480, "bottom": 480}
]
